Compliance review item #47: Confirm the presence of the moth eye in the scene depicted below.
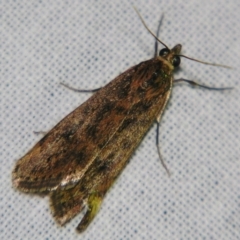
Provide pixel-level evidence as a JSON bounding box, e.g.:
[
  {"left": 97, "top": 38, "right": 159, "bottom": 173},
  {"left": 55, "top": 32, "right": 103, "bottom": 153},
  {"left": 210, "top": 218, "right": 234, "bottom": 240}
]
[
  {"left": 159, "top": 48, "right": 170, "bottom": 56},
  {"left": 172, "top": 55, "right": 181, "bottom": 67}
]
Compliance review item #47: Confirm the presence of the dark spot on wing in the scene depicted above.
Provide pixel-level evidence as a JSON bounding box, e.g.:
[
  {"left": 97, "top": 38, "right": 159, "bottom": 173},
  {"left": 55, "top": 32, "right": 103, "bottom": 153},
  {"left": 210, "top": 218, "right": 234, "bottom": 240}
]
[
  {"left": 115, "top": 106, "right": 127, "bottom": 115},
  {"left": 97, "top": 138, "right": 108, "bottom": 149},
  {"left": 107, "top": 152, "right": 115, "bottom": 160},
  {"left": 95, "top": 157, "right": 109, "bottom": 173},
  {"left": 86, "top": 124, "right": 98, "bottom": 138},
  {"left": 30, "top": 166, "right": 38, "bottom": 175},
  {"left": 83, "top": 104, "right": 93, "bottom": 115},
  {"left": 53, "top": 158, "right": 61, "bottom": 168},
  {"left": 46, "top": 157, "right": 51, "bottom": 163},
  {"left": 129, "top": 101, "right": 152, "bottom": 115},
  {"left": 118, "top": 118, "right": 136, "bottom": 132},
  {"left": 121, "top": 140, "right": 132, "bottom": 150},
  {"left": 61, "top": 128, "right": 75, "bottom": 140},
  {"left": 116, "top": 76, "right": 132, "bottom": 99},
  {"left": 56, "top": 172, "right": 62, "bottom": 179},
  {"left": 96, "top": 101, "right": 115, "bottom": 122},
  {"left": 147, "top": 72, "right": 160, "bottom": 88},
  {"left": 75, "top": 151, "right": 87, "bottom": 165}
]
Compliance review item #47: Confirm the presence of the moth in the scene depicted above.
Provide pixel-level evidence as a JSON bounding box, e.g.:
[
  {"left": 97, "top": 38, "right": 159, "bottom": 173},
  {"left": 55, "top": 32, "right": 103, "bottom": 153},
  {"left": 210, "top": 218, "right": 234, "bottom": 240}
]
[{"left": 12, "top": 9, "right": 230, "bottom": 232}]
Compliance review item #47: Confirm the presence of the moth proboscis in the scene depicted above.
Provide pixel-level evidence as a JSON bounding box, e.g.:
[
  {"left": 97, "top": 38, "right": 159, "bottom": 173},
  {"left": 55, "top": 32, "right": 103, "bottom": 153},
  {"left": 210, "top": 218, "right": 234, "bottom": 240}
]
[{"left": 12, "top": 8, "right": 231, "bottom": 232}]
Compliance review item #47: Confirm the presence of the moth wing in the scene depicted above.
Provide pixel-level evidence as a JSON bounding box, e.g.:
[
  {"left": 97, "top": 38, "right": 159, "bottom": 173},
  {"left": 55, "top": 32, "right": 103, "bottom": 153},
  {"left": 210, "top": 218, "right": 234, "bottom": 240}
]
[
  {"left": 12, "top": 57, "right": 173, "bottom": 194},
  {"left": 12, "top": 75, "right": 134, "bottom": 192},
  {"left": 50, "top": 58, "right": 173, "bottom": 231}
]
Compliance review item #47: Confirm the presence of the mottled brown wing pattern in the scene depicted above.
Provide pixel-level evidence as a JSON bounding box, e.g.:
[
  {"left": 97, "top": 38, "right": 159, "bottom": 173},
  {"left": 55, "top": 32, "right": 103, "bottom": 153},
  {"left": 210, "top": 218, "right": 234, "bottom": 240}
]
[
  {"left": 12, "top": 56, "right": 173, "bottom": 230},
  {"left": 12, "top": 87, "right": 130, "bottom": 192},
  {"left": 12, "top": 58, "right": 172, "bottom": 193},
  {"left": 49, "top": 58, "right": 173, "bottom": 231}
]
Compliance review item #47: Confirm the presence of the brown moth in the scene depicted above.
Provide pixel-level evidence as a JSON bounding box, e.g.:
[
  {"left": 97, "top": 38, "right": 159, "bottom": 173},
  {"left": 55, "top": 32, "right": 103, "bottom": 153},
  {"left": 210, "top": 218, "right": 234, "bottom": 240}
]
[{"left": 12, "top": 9, "right": 230, "bottom": 232}]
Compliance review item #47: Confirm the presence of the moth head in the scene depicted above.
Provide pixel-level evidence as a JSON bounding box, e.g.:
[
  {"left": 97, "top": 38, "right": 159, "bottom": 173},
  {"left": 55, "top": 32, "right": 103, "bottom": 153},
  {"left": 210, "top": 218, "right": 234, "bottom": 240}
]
[
  {"left": 159, "top": 44, "right": 182, "bottom": 68},
  {"left": 134, "top": 8, "right": 231, "bottom": 70}
]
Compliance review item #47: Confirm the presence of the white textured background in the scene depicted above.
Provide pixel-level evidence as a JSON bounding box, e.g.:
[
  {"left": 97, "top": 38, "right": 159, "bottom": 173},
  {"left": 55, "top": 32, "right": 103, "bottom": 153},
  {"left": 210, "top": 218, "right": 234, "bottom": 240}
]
[{"left": 1, "top": 0, "right": 239, "bottom": 239}]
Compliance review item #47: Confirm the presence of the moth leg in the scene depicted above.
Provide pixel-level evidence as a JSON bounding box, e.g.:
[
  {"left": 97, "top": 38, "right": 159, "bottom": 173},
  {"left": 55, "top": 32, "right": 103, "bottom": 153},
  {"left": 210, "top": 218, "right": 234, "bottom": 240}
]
[
  {"left": 174, "top": 78, "right": 232, "bottom": 90},
  {"left": 156, "top": 121, "right": 171, "bottom": 176},
  {"left": 60, "top": 82, "right": 101, "bottom": 93},
  {"left": 76, "top": 191, "right": 103, "bottom": 233},
  {"left": 33, "top": 131, "right": 47, "bottom": 135}
]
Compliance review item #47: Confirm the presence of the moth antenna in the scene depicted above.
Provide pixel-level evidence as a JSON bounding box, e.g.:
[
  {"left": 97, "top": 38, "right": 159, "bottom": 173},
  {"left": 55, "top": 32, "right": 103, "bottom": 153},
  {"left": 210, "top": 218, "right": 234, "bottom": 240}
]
[
  {"left": 154, "top": 14, "right": 164, "bottom": 58},
  {"left": 134, "top": 6, "right": 170, "bottom": 50},
  {"left": 179, "top": 54, "right": 232, "bottom": 69}
]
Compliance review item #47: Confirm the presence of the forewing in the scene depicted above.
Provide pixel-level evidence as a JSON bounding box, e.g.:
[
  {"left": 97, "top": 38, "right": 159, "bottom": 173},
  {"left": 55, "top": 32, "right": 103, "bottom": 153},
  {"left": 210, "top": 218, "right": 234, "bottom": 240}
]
[
  {"left": 49, "top": 57, "right": 173, "bottom": 229},
  {"left": 12, "top": 57, "right": 173, "bottom": 194},
  {"left": 12, "top": 76, "right": 131, "bottom": 192}
]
